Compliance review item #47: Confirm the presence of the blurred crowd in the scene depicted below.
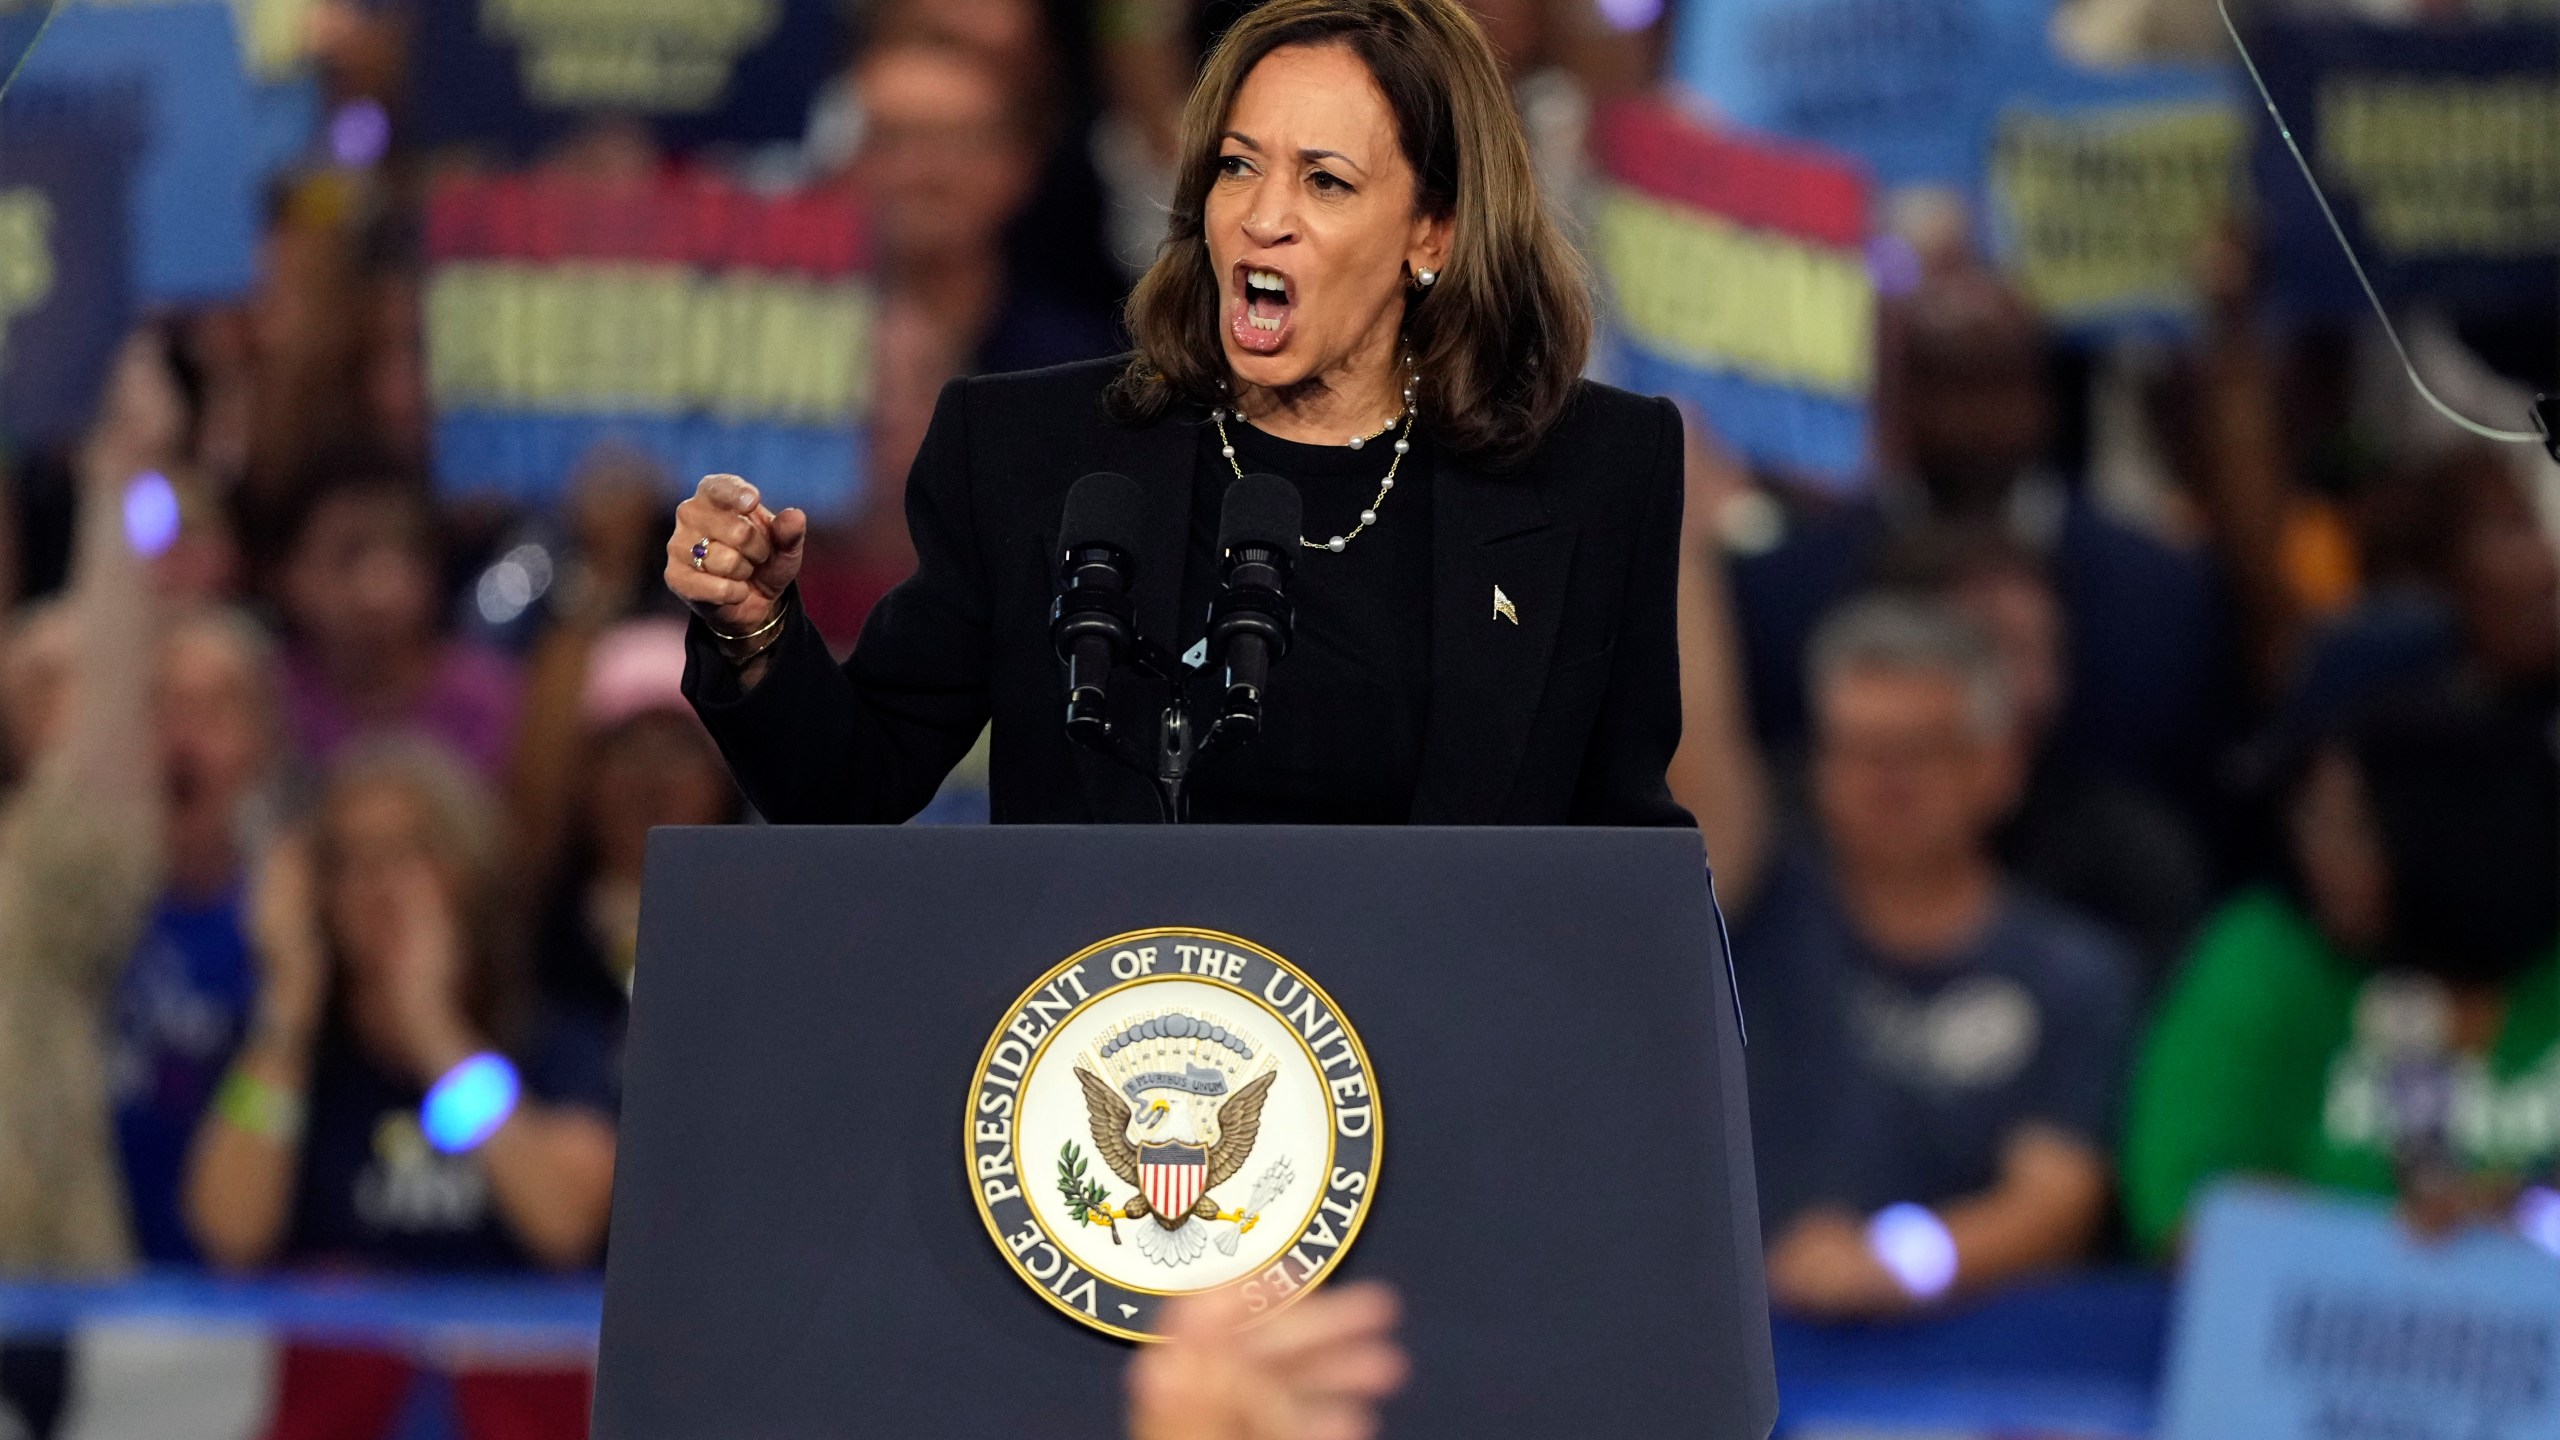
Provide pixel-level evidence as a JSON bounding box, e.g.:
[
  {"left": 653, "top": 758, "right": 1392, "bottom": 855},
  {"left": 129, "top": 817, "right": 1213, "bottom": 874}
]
[{"left": 0, "top": 0, "right": 2553, "bottom": 1436}]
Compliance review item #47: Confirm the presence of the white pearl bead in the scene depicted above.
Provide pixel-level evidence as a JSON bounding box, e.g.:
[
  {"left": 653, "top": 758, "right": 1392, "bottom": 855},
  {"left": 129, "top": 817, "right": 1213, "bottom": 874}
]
[
  {"left": 1327, "top": 536, "right": 1346, "bottom": 552},
  {"left": 1348, "top": 436, "right": 1365, "bottom": 450},
  {"left": 1393, "top": 438, "right": 1410, "bottom": 455},
  {"left": 1380, "top": 477, "right": 1395, "bottom": 490},
  {"left": 1359, "top": 509, "right": 1377, "bottom": 525},
  {"left": 1221, "top": 445, "right": 1235, "bottom": 459}
]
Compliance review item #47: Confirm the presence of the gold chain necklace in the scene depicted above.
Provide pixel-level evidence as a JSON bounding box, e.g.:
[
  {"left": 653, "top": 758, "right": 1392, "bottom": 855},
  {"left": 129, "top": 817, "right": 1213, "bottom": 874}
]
[{"left": 1213, "top": 373, "right": 1418, "bottom": 553}]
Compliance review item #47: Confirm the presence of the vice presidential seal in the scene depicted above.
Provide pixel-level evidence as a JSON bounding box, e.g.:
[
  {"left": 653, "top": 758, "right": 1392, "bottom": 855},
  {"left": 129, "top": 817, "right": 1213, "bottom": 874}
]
[{"left": 966, "top": 929, "right": 1381, "bottom": 1341}]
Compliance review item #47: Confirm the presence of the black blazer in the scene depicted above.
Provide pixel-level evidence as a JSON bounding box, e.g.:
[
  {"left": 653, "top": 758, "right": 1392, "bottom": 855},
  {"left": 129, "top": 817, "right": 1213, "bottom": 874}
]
[{"left": 683, "top": 356, "right": 1691, "bottom": 827}]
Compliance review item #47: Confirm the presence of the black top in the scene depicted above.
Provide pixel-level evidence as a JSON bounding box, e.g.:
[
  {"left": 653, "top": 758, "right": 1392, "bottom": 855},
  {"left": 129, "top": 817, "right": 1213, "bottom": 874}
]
[
  {"left": 683, "top": 355, "right": 1692, "bottom": 829},
  {"left": 285, "top": 1008, "right": 621, "bottom": 1271},
  {"left": 1181, "top": 418, "right": 1433, "bottom": 824}
]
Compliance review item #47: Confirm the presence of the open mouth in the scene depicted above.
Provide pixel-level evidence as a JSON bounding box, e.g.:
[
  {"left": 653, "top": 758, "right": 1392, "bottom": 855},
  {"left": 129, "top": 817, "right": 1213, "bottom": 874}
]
[{"left": 1232, "top": 264, "right": 1294, "bottom": 353}]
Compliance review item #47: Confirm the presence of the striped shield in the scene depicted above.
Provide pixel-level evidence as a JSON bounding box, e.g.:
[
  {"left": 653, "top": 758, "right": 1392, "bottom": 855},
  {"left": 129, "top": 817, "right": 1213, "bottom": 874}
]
[{"left": 1139, "top": 1143, "right": 1209, "bottom": 1223}]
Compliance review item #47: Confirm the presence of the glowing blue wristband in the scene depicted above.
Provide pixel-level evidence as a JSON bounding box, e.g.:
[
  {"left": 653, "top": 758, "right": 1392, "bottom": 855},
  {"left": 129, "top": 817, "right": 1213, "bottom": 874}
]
[
  {"left": 1866, "top": 1203, "right": 1959, "bottom": 1303},
  {"left": 124, "top": 471, "right": 180, "bottom": 558},
  {"left": 421, "top": 1053, "right": 520, "bottom": 1154},
  {"left": 2516, "top": 1186, "right": 2560, "bottom": 1260}
]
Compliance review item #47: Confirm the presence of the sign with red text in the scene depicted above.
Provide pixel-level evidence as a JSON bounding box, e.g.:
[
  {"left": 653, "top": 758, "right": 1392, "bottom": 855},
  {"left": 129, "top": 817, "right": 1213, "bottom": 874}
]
[
  {"left": 1592, "top": 100, "right": 1874, "bottom": 488},
  {"left": 424, "top": 171, "right": 874, "bottom": 516}
]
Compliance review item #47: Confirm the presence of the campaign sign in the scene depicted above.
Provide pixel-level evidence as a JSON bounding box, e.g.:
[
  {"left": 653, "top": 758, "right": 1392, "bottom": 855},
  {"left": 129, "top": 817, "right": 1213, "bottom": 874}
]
[
  {"left": 412, "top": 0, "right": 841, "bottom": 153},
  {"left": 424, "top": 172, "right": 874, "bottom": 517},
  {"left": 0, "top": 81, "right": 144, "bottom": 450},
  {"left": 1591, "top": 101, "right": 1873, "bottom": 487},
  {"left": 85, "top": 0, "right": 327, "bottom": 179},
  {"left": 2158, "top": 1183, "right": 2560, "bottom": 1440},
  {"left": 1667, "top": 0, "right": 2047, "bottom": 189},
  {"left": 12, "top": 1, "right": 264, "bottom": 304},
  {"left": 2245, "top": 21, "right": 2559, "bottom": 320},
  {"left": 1988, "top": 61, "right": 2245, "bottom": 340}
]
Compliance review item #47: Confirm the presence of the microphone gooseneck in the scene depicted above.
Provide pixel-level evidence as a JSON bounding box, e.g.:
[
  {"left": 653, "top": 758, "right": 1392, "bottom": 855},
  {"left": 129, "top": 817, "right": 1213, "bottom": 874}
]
[
  {"left": 1209, "top": 474, "right": 1302, "bottom": 743},
  {"left": 1051, "top": 473, "right": 1148, "bottom": 744}
]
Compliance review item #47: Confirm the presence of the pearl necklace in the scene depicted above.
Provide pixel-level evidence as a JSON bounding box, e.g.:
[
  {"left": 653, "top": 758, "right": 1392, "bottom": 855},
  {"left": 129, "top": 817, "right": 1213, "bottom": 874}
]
[{"left": 1213, "top": 374, "right": 1419, "bottom": 553}]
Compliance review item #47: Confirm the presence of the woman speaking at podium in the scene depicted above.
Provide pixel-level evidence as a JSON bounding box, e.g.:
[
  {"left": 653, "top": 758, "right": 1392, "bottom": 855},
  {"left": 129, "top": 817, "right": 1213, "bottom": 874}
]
[{"left": 664, "top": 0, "right": 1689, "bottom": 829}]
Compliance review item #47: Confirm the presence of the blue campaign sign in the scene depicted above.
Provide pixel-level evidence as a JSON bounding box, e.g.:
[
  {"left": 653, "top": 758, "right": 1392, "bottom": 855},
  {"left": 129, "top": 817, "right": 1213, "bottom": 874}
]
[
  {"left": 0, "top": 80, "right": 145, "bottom": 449},
  {"left": 2159, "top": 1183, "right": 2560, "bottom": 1440},
  {"left": 1985, "top": 58, "right": 2246, "bottom": 341},
  {"left": 1668, "top": 0, "right": 2049, "bottom": 190},
  {"left": 411, "top": 0, "right": 842, "bottom": 154},
  {"left": 16, "top": 2, "right": 264, "bottom": 304},
  {"left": 2245, "top": 20, "right": 2560, "bottom": 322}
]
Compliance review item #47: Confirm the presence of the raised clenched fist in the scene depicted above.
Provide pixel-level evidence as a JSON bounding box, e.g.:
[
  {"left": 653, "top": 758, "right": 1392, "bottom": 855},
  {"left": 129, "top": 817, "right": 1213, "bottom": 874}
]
[{"left": 663, "top": 473, "right": 809, "bottom": 636}]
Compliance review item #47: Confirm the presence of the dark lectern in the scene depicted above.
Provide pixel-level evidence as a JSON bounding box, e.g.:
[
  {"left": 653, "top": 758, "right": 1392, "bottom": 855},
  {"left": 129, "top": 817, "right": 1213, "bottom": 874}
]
[{"left": 596, "top": 826, "right": 1774, "bottom": 1438}]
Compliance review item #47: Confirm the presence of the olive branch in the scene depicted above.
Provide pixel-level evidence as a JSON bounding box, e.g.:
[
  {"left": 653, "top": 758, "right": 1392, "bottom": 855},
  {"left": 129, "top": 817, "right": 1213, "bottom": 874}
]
[{"left": 1058, "top": 1140, "right": 1119, "bottom": 1242}]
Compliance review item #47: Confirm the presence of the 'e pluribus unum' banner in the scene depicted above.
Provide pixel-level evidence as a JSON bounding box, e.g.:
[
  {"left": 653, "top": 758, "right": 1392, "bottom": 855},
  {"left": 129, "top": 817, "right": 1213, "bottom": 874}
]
[
  {"left": 1591, "top": 100, "right": 1875, "bottom": 489},
  {"left": 425, "top": 172, "right": 874, "bottom": 517}
]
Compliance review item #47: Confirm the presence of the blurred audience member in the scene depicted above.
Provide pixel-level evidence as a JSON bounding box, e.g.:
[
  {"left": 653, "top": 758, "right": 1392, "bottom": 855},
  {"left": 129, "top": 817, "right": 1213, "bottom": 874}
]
[
  {"left": 9, "top": 326, "right": 226, "bottom": 603},
  {"left": 2286, "top": 445, "right": 2558, "bottom": 740},
  {"left": 0, "top": 414, "right": 166, "bottom": 1436},
  {"left": 802, "top": 33, "right": 1123, "bottom": 644},
  {"left": 507, "top": 448, "right": 687, "bottom": 886},
  {"left": 533, "top": 619, "right": 739, "bottom": 1009},
  {"left": 112, "top": 608, "right": 287, "bottom": 1265},
  {"left": 186, "top": 741, "right": 615, "bottom": 1437},
  {"left": 2123, "top": 689, "right": 2559, "bottom": 1255},
  {"left": 185, "top": 740, "right": 617, "bottom": 1272},
  {"left": 1879, "top": 529, "right": 2210, "bottom": 979},
  {"left": 1728, "top": 263, "right": 2224, "bottom": 797},
  {"left": 241, "top": 192, "right": 377, "bottom": 552},
  {"left": 855, "top": 33, "right": 1121, "bottom": 451},
  {"left": 277, "top": 472, "right": 522, "bottom": 779},
  {"left": 1679, "top": 571, "right": 2138, "bottom": 1318},
  {"left": 0, "top": 379, "right": 174, "bottom": 1276},
  {"left": 1128, "top": 1282, "right": 1408, "bottom": 1440}
]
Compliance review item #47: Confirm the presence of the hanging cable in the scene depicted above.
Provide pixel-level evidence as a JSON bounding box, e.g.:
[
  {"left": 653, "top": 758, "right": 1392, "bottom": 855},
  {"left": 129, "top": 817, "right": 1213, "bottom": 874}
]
[
  {"left": 0, "top": 0, "right": 70, "bottom": 108},
  {"left": 2214, "top": 0, "right": 2556, "bottom": 460}
]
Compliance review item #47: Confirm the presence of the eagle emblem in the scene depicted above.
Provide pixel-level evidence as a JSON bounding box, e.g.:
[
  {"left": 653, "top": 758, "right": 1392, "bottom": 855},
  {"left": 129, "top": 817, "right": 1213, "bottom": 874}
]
[{"left": 1064, "top": 1008, "right": 1291, "bottom": 1268}]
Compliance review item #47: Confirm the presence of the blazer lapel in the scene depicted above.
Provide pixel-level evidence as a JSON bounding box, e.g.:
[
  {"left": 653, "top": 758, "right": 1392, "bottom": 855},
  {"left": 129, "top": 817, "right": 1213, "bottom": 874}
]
[
  {"left": 1065, "top": 407, "right": 1200, "bottom": 822},
  {"left": 1411, "top": 461, "right": 1572, "bottom": 823}
]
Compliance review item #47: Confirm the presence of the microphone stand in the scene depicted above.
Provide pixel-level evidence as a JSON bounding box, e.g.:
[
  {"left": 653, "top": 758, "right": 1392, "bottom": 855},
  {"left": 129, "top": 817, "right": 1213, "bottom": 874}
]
[{"left": 1062, "top": 635, "right": 1263, "bottom": 824}]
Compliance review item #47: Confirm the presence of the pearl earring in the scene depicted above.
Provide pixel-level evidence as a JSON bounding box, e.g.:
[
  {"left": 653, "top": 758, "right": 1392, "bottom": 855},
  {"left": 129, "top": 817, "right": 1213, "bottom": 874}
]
[{"left": 1415, "top": 267, "right": 1438, "bottom": 288}]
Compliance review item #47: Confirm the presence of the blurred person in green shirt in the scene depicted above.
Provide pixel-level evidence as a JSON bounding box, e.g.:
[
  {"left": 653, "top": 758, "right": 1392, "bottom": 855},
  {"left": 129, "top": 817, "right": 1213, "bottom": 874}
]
[{"left": 2123, "top": 686, "right": 2560, "bottom": 1255}]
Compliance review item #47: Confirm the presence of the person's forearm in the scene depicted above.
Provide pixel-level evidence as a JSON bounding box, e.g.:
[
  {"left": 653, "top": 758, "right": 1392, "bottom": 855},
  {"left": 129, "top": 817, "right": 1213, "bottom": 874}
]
[
  {"left": 1667, "top": 534, "right": 1771, "bottom": 908},
  {"left": 61, "top": 456, "right": 162, "bottom": 825},
  {"left": 480, "top": 1108, "right": 618, "bottom": 1269},
  {"left": 2199, "top": 312, "right": 2299, "bottom": 691},
  {"left": 183, "top": 1030, "right": 312, "bottom": 1271},
  {"left": 1935, "top": 1130, "right": 2109, "bottom": 1296}
]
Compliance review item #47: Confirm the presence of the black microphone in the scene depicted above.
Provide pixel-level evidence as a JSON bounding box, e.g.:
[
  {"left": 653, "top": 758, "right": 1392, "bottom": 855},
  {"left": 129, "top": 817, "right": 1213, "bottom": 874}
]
[
  {"left": 1050, "top": 472, "right": 1147, "bottom": 744},
  {"left": 1207, "top": 474, "right": 1300, "bottom": 740}
]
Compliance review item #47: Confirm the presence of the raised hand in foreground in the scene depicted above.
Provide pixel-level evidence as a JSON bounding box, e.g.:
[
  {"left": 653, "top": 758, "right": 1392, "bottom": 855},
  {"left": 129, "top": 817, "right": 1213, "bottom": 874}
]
[{"left": 1127, "top": 1282, "right": 1408, "bottom": 1440}]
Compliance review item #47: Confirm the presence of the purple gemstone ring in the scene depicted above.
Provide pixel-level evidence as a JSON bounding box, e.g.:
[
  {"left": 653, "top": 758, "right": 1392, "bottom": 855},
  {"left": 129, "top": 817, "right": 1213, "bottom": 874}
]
[{"left": 689, "top": 538, "right": 711, "bottom": 571}]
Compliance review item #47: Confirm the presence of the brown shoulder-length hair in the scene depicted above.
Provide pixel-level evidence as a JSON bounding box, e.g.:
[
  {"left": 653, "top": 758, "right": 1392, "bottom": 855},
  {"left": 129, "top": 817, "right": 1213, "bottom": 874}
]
[{"left": 1107, "top": 0, "right": 1591, "bottom": 469}]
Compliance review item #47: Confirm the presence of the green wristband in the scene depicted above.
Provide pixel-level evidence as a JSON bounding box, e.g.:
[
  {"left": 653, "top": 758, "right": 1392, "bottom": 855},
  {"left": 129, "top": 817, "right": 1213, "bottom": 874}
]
[{"left": 216, "top": 1067, "right": 307, "bottom": 1143}]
